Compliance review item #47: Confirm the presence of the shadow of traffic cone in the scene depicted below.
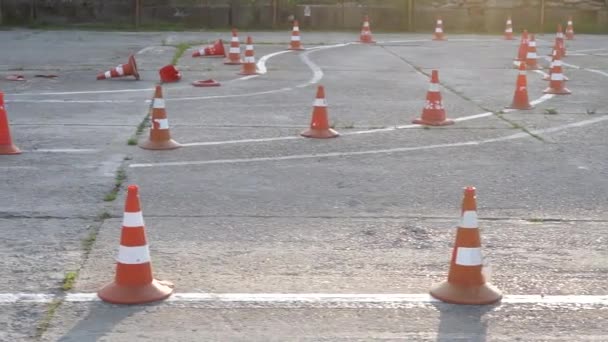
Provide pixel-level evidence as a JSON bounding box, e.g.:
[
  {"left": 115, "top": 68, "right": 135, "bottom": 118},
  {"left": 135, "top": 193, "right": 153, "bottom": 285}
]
[
  {"left": 433, "top": 17, "right": 446, "bottom": 41},
  {"left": 239, "top": 36, "right": 259, "bottom": 75},
  {"left": 504, "top": 17, "right": 514, "bottom": 40},
  {"left": 525, "top": 34, "right": 542, "bottom": 70},
  {"left": 301, "top": 85, "right": 339, "bottom": 139},
  {"left": 514, "top": 29, "right": 529, "bottom": 68},
  {"left": 506, "top": 62, "right": 533, "bottom": 110},
  {"left": 0, "top": 92, "right": 21, "bottom": 155},
  {"left": 359, "top": 15, "right": 375, "bottom": 43},
  {"left": 566, "top": 17, "right": 574, "bottom": 40},
  {"left": 97, "top": 55, "right": 140, "bottom": 80},
  {"left": 139, "top": 86, "right": 181, "bottom": 150},
  {"left": 98, "top": 185, "right": 174, "bottom": 305},
  {"left": 288, "top": 20, "right": 304, "bottom": 51},
  {"left": 192, "top": 39, "right": 226, "bottom": 58},
  {"left": 225, "top": 28, "right": 243, "bottom": 65},
  {"left": 412, "top": 70, "right": 454, "bottom": 126},
  {"left": 430, "top": 187, "right": 503, "bottom": 305},
  {"left": 544, "top": 52, "right": 571, "bottom": 95}
]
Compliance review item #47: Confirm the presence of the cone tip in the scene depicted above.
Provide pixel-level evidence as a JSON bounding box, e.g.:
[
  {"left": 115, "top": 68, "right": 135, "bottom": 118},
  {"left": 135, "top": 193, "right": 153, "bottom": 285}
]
[
  {"left": 128, "top": 184, "right": 138, "bottom": 193},
  {"left": 316, "top": 85, "right": 325, "bottom": 97},
  {"left": 462, "top": 186, "right": 477, "bottom": 210}
]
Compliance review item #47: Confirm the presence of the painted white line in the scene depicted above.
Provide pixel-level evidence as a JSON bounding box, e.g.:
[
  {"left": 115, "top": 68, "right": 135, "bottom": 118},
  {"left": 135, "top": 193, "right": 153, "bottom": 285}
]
[
  {"left": 7, "top": 88, "right": 157, "bottom": 97},
  {"left": 587, "top": 69, "right": 608, "bottom": 77},
  {"left": 130, "top": 115, "right": 608, "bottom": 169},
  {"left": 0, "top": 166, "right": 39, "bottom": 170},
  {"left": 6, "top": 99, "right": 134, "bottom": 104},
  {"left": 295, "top": 50, "right": 326, "bottom": 88},
  {"left": 136, "top": 46, "right": 156, "bottom": 55},
  {"left": 256, "top": 50, "right": 292, "bottom": 74},
  {"left": 27, "top": 149, "right": 99, "bottom": 153},
  {"left": 567, "top": 48, "right": 608, "bottom": 54},
  {"left": 181, "top": 136, "right": 300, "bottom": 147}
]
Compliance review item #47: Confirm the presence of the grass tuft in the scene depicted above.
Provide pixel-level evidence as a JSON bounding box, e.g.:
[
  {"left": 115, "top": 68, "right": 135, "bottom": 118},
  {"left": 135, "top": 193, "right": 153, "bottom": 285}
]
[{"left": 61, "top": 271, "right": 77, "bottom": 291}]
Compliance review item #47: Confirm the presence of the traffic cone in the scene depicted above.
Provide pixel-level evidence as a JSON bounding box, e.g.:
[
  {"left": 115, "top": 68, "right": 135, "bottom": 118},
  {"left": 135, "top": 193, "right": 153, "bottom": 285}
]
[
  {"left": 544, "top": 52, "right": 571, "bottom": 95},
  {"left": 433, "top": 17, "right": 446, "bottom": 41},
  {"left": 224, "top": 28, "right": 243, "bottom": 65},
  {"left": 429, "top": 187, "right": 502, "bottom": 305},
  {"left": 158, "top": 65, "right": 182, "bottom": 83},
  {"left": 139, "top": 86, "right": 181, "bottom": 150},
  {"left": 412, "top": 70, "right": 454, "bottom": 126},
  {"left": 506, "top": 62, "right": 533, "bottom": 110},
  {"left": 565, "top": 17, "right": 574, "bottom": 40},
  {"left": 98, "top": 185, "right": 174, "bottom": 305},
  {"left": 549, "top": 24, "right": 566, "bottom": 57},
  {"left": 301, "top": 85, "right": 339, "bottom": 139},
  {"left": 359, "top": 15, "right": 375, "bottom": 43},
  {"left": 525, "top": 34, "right": 541, "bottom": 70},
  {"left": 544, "top": 48, "right": 569, "bottom": 81},
  {"left": 239, "top": 36, "right": 259, "bottom": 76},
  {"left": 192, "top": 39, "right": 226, "bottom": 58},
  {"left": 504, "top": 17, "right": 514, "bottom": 40},
  {"left": 97, "top": 55, "right": 140, "bottom": 81},
  {"left": 514, "top": 29, "right": 529, "bottom": 67},
  {"left": 288, "top": 20, "right": 304, "bottom": 50},
  {"left": 0, "top": 92, "right": 21, "bottom": 155}
]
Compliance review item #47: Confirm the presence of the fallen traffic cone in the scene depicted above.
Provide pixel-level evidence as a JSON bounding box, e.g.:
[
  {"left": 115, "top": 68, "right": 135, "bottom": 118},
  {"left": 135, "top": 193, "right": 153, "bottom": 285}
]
[
  {"left": 158, "top": 65, "right": 182, "bottom": 83},
  {"left": 565, "top": 17, "right": 574, "bottom": 40},
  {"left": 504, "top": 17, "right": 514, "bottom": 40},
  {"left": 544, "top": 52, "right": 571, "bottom": 95},
  {"left": 544, "top": 48, "right": 569, "bottom": 81},
  {"left": 0, "top": 92, "right": 21, "bottom": 155},
  {"left": 98, "top": 185, "right": 174, "bottom": 304},
  {"left": 525, "top": 34, "right": 541, "bottom": 70},
  {"left": 97, "top": 55, "right": 140, "bottom": 81},
  {"left": 225, "top": 28, "right": 243, "bottom": 65},
  {"left": 359, "top": 15, "right": 375, "bottom": 43},
  {"left": 429, "top": 187, "right": 502, "bottom": 305},
  {"left": 514, "top": 29, "right": 529, "bottom": 67},
  {"left": 192, "top": 39, "right": 226, "bottom": 58},
  {"left": 139, "top": 86, "right": 181, "bottom": 150},
  {"left": 412, "top": 70, "right": 454, "bottom": 126},
  {"left": 288, "top": 20, "right": 304, "bottom": 50},
  {"left": 433, "top": 17, "right": 446, "bottom": 41},
  {"left": 301, "top": 85, "right": 339, "bottom": 139},
  {"left": 506, "top": 62, "right": 533, "bottom": 110},
  {"left": 239, "top": 36, "right": 259, "bottom": 75}
]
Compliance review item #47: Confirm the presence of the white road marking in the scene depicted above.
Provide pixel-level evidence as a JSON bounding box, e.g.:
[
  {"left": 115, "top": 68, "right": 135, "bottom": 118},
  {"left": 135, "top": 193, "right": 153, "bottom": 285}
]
[
  {"left": 567, "top": 48, "right": 608, "bottom": 54},
  {"left": 6, "top": 99, "right": 135, "bottom": 104},
  {"left": 130, "top": 115, "right": 608, "bottom": 169},
  {"left": 256, "top": 50, "right": 292, "bottom": 74},
  {"left": 27, "top": 149, "right": 99, "bottom": 153}
]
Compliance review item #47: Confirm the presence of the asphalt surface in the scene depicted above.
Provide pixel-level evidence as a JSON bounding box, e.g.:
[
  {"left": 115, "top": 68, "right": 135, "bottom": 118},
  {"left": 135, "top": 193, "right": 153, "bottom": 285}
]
[{"left": 0, "top": 29, "right": 607, "bottom": 341}]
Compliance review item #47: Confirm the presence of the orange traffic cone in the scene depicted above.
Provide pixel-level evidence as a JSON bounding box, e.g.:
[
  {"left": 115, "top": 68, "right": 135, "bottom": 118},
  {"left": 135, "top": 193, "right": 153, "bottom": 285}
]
[
  {"left": 525, "top": 34, "right": 541, "bottom": 70},
  {"left": 514, "top": 29, "right": 529, "bottom": 67},
  {"left": 430, "top": 187, "right": 502, "bottom": 305},
  {"left": 98, "top": 185, "right": 174, "bottom": 304},
  {"left": 239, "top": 36, "right": 259, "bottom": 76},
  {"left": 544, "top": 48, "right": 569, "bottom": 81},
  {"left": 192, "top": 39, "right": 226, "bottom": 58},
  {"left": 225, "top": 28, "right": 243, "bottom": 65},
  {"left": 139, "top": 86, "right": 181, "bottom": 150},
  {"left": 301, "top": 85, "right": 339, "bottom": 139},
  {"left": 288, "top": 20, "right": 304, "bottom": 50},
  {"left": 565, "top": 17, "right": 574, "bottom": 40},
  {"left": 412, "top": 70, "right": 454, "bottom": 126},
  {"left": 504, "top": 17, "right": 514, "bottom": 40},
  {"left": 433, "top": 17, "right": 446, "bottom": 41},
  {"left": 97, "top": 55, "right": 140, "bottom": 80},
  {"left": 544, "top": 52, "right": 571, "bottom": 95},
  {"left": 359, "top": 15, "right": 375, "bottom": 43},
  {"left": 0, "top": 92, "right": 21, "bottom": 155},
  {"left": 506, "top": 62, "right": 533, "bottom": 110},
  {"left": 548, "top": 25, "right": 566, "bottom": 57}
]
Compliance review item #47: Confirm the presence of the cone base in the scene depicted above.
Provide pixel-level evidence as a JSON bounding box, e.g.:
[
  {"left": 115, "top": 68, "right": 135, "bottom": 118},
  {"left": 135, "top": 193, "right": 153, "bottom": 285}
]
[
  {"left": 506, "top": 103, "right": 534, "bottom": 110},
  {"left": 544, "top": 87, "right": 571, "bottom": 95},
  {"left": 139, "top": 139, "right": 182, "bottom": 150},
  {"left": 543, "top": 75, "right": 569, "bottom": 81},
  {"left": 301, "top": 128, "right": 340, "bottom": 139},
  {"left": 412, "top": 118, "right": 455, "bottom": 126},
  {"left": 359, "top": 38, "right": 376, "bottom": 44},
  {"left": 0, "top": 144, "right": 22, "bottom": 155},
  {"left": 192, "top": 79, "right": 221, "bottom": 87},
  {"left": 224, "top": 59, "right": 243, "bottom": 65},
  {"left": 98, "top": 279, "right": 174, "bottom": 305},
  {"left": 128, "top": 55, "right": 141, "bottom": 81},
  {"left": 430, "top": 281, "right": 502, "bottom": 305},
  {"left": 433, "top": 37, "right": 446, "bottom": 41}
]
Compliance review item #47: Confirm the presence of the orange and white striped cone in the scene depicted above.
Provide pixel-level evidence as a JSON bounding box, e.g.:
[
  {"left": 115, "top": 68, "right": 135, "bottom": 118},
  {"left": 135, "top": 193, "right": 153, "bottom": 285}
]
[
  {"left": 506, "top": 62, "right": 533, "bottom": 110},
  {"left": 525, "top": 34, "right": 541, "bottom": 70},
  {"left": 288, "top": 20, "right": 304, "bottom": 50},
  {"left": 412, "top": 70, "right": 454, "bottom": 126},
  {"left": 544, "top": 52, "right": 571, "bottom": 95},
  {"left": 239, "top": 36, "right": 259, "bottom": 75},
  {"left": 514, "top": 29, "right": 529, "bottom": 68},
  {"left": 565, "top": 17, "right": 574, "bottom": 40},
  {"left": 301, "top": 85, "right": 339, "bottom": 139},
  {"left": 0, "top": 92, "right": 21, "bottom": 155},
  {"left": 224, "top": 28, "right": 243, "bottom": 65},
  {"left": 544, "top": 48, "right": 569, "bottom": 81},
  {"left": 98, "top": 185, "right": 174, "bottom": 304},
  {"left": 433, "top": 17, "right": 446, "bottom": 41},
  {"left": 97, "top": 55, "right": 140, "bottom": 81},
  {"left": 139, "top": 86, "right": 181, "bottom": 150},
  {"left": 430, "top": 187, "right": 502, "bottom": 305},
  {"left": 504, "top": 17, "right": 514, "bottom": 40},
  {"left": 548, "top": 25, "right": 567, "bottom": 57},
  {"left": 192, "top": 39, "right": 226, "bottom": 58},
  {"left": 359, "top": 15, "right": 375, "bottom": 44}
]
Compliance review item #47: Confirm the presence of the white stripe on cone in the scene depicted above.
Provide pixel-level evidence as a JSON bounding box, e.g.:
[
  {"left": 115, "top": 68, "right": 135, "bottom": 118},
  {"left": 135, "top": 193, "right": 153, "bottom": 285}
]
[
  {"left": 428, "top": 83, "right": 440, "bottom": 92},
  {"left": 551, "top": 73, "right": 564, "bottom": 81},
  {"left": 455, "top": 247, "right": 483, "bottom": 266},
  {"left": 437, "top": 20, "right": 443, "bottom": 24},
  {"left": 231, "top": 37, "right": 239, "bottom": 42},
  {"left": 229, "top": 47, "right": 240, "bottom": 54},
  {"left": 364, "top": 22, "right": 370, "bottom": 28},
  {"left": 526, "top": 53, "right": 537, "bottom": 59},
  {"left": 115, "top": 65, "right": 124, "bottom": 76},
  {"left": 104, "top": 71, "right": 111, "bottom": 79},
  {"left": 506, "top": 28, "right": 513, "bottom": 33},
  {"left": 435, "top": 28, "right": 443, "bottom": 33},
  {"left": 116, "top": 245, "right": 151, "bottom": 264},
  {"left": 293, "top": 27, "right": 300, "bottom": 32},
  {"left": 507, "top": 20, "right": 512, "bottom": 25},
  {"left": 154, "top": 118, "right": 170, "bottom": 130},
  {"left": 314, "top": 98, "right": 327, "bottom": 107},
  {"left": 245, "top": 45, "right": 253, "bottom": 51},
  {"left": 291, "top": 36, "right": 301, "bottom": 41},
  {"left": 244, "top": 56, "right": 255, "bottom": 63},
  {"left": 459, "top": 211, "right": 478, "bottom": 228},
  {"left": 122, "top": 211, "right": 145, "bottom": 227},
  {"left": 153, "top": 98, "right": 165, "bottom": 109},
  {"left": 529, "top": 41, "right": 537, "bottom": 47}
]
